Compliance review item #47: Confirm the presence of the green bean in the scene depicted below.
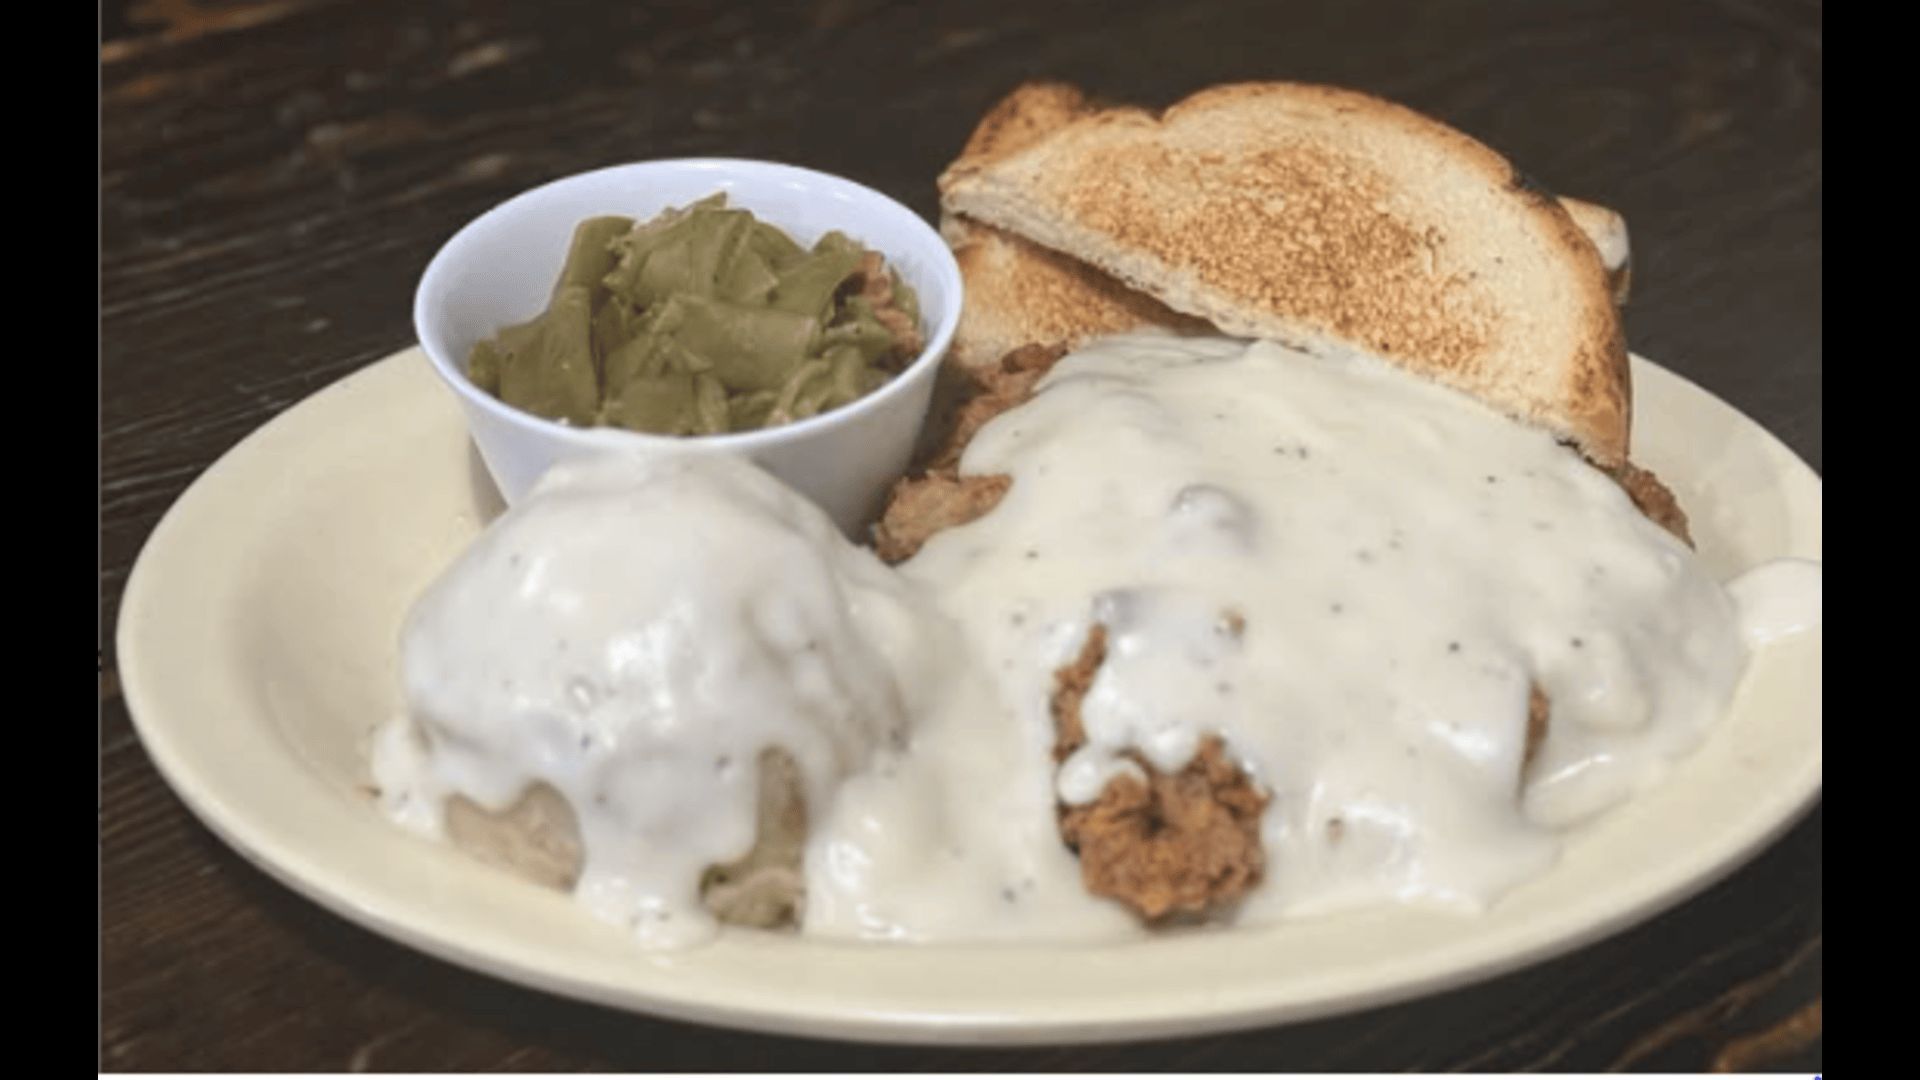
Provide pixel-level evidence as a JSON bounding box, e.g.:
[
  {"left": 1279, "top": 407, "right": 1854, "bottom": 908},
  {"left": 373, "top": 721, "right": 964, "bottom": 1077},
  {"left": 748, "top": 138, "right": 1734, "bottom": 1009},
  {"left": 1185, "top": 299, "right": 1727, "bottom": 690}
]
[
  {"left": 728, "top": 389, "right": 778, "bottom": 431},
  {"left": 496, "top": 284, "right": 599, "bottom": 426},
  {"left": 465, "top": 193, "right": 922, "bottom": 436},
  {"left": 768, "top": 359, "right": 833, "bottom": 425},
  {"left": 747, "top": 220, "right": 806, "bottom": 268},
  {"left": 601, "top": 371, "right": 696, "bottom": 434},
  {"left": 766, "top": 247, "right": 862, "bottom": 317},
  {"left": 555, "top": 216, "right": 635, "bottom": 297},
  {"left": 692, "top": 373, "right": 731, "bottom": 435},
  {"left": 652, "top": 294, "right": 821, "bottom": 394},
  {"left": 467, "top": 339, "right": 503, "bottom": 394}
]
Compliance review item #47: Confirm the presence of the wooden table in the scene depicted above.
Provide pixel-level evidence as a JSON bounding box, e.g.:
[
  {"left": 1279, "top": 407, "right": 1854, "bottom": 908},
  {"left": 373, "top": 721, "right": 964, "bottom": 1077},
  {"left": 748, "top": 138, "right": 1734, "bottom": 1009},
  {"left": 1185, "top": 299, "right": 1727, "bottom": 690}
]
[{"left": 100, "top": 0, "right": 1821, "bottom": 1070}]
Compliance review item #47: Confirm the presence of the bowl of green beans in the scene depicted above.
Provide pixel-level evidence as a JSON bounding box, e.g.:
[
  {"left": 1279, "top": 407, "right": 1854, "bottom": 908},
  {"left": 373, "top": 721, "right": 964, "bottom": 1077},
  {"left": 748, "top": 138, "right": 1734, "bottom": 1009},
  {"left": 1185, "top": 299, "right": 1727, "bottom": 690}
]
[{"left": 415, "top": 159, "right": 963, "bottom": 536}]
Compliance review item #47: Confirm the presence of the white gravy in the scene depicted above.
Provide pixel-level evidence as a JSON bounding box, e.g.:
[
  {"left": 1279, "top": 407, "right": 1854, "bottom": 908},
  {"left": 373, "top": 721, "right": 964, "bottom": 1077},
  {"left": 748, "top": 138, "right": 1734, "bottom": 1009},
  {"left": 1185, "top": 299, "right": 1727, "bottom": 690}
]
[
  {"left": 371, "top": 453, "right": 954, "bottom": 947},
  {"left": 373, "top": 334, "right": 1821, "bottom": 946}
]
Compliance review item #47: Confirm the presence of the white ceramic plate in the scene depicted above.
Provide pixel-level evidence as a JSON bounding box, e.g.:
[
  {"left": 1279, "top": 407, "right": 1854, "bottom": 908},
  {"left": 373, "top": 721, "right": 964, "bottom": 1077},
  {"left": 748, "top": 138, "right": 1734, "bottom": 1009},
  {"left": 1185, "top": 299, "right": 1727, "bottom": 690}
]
[{"left": 116, "top": 347, "right": 1821, "bottom": 1045}]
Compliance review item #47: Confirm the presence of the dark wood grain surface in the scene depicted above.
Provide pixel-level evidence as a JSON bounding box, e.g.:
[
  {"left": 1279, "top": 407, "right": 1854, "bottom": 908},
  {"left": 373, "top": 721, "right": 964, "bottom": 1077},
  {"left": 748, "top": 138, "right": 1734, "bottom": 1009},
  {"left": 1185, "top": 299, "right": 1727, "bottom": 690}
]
[{"left": 100, "top": 0, "right": 1822, "bottom": 1070}]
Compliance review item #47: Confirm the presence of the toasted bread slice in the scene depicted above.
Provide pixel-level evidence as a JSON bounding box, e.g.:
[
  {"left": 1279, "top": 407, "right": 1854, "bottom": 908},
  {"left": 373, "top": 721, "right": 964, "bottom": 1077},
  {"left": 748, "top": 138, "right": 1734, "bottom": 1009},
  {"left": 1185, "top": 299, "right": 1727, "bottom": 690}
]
[
  {"left": 939, "top": 83, "right": 1202, "bottom": 367},
  {"left": 941, "top": 81, "right": 1631, "bottom": 308},
  {"left": 943, "top": 207, "right": 1625, "bottom": 371},
  {"left": 941, "top": 81, "right": 1632, "bottom": 463},
  {"left": 938, "top": 82, "right": 1628, "bottom": 368},
  {"left": 941, "top": 214, "right": 1209, "bottom": 367}
]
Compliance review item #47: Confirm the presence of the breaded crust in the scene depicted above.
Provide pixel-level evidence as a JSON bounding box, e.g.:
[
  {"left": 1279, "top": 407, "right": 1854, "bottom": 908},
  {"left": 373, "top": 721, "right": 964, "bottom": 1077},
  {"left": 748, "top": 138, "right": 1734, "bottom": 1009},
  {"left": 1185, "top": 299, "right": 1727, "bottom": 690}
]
[
  {"left": 1050, "top": 623, "right": 1269, "bottom": 921},
  {"left": 941, "top": 81, "right": 1633, "bottom": 464},
  {"left": 871, "top": 470, "right": 1010, "bottom": 563},
  {"left": 873, "top": 343, "right": 1067, "bottom": 561},
  {"left": 1526, "top": 684, "right": 1549, "bottom": 776},
  {"left": 1609, "top": 460, "right": 1693, "bottom": 547},
  {"left": 438, "top": 749, "right": 810, "bottom": 930}
]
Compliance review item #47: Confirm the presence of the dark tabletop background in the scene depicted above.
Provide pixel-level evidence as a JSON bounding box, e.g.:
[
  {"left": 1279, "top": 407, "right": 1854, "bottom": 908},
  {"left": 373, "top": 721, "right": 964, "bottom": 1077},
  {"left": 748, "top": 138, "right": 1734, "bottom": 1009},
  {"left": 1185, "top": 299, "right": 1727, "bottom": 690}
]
[{"left": 99, "top": 0, "right": 1821, "bottom": 1070}]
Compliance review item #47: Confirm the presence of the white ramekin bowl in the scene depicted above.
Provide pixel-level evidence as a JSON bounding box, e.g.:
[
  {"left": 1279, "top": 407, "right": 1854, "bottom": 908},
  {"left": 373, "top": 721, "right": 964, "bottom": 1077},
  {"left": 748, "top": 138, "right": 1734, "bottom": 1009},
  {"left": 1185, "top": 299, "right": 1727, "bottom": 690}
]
[{"left": 414, "top": 159, "right": 962, "bottom": 535}]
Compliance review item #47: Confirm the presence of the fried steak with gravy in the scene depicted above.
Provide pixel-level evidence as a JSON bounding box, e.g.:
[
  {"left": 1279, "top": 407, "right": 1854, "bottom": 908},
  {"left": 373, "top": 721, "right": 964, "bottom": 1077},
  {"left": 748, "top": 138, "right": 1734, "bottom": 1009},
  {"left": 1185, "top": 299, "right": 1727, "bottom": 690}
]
[{"left": 879, "top": 81, "right": 1688, "bottom": 921}]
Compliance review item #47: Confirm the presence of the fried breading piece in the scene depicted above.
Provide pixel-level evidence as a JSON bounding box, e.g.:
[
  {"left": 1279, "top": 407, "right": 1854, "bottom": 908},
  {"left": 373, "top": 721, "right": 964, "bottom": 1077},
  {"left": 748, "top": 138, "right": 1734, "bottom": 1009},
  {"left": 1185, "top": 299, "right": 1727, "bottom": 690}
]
[
  {"left": 1607, "top": 460, "right": 1693, "bottom": 546},
  {"left": 1526, "top": 682, "right": 1549, "bottom": 774},
  {"left": 872, "top": 343, "right": 1069, "bottom": 562},
  {"left": 699, "top": 747, "right": 809, "bottom": 928},
  {"left": 1049, "top": 623, "right": 1270, "bottom": 922},
  {"left": 1060, "top": 741, "right": 1270, "bottom": 922},
  {"left": 440, "top": 748, "right": 810, "bottom": 930},
  {"left": 1048, "top": 622, "right": 1107, "bottom": 760},
  {"left": 872, "top": 471, "right": 1012, "bottom": 562},
  {"left": 927, "top": 343, "right": 1068, "bottom": 470},
  {"left": 444, "top": 782, "right": 583, "bottom": 892}
]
